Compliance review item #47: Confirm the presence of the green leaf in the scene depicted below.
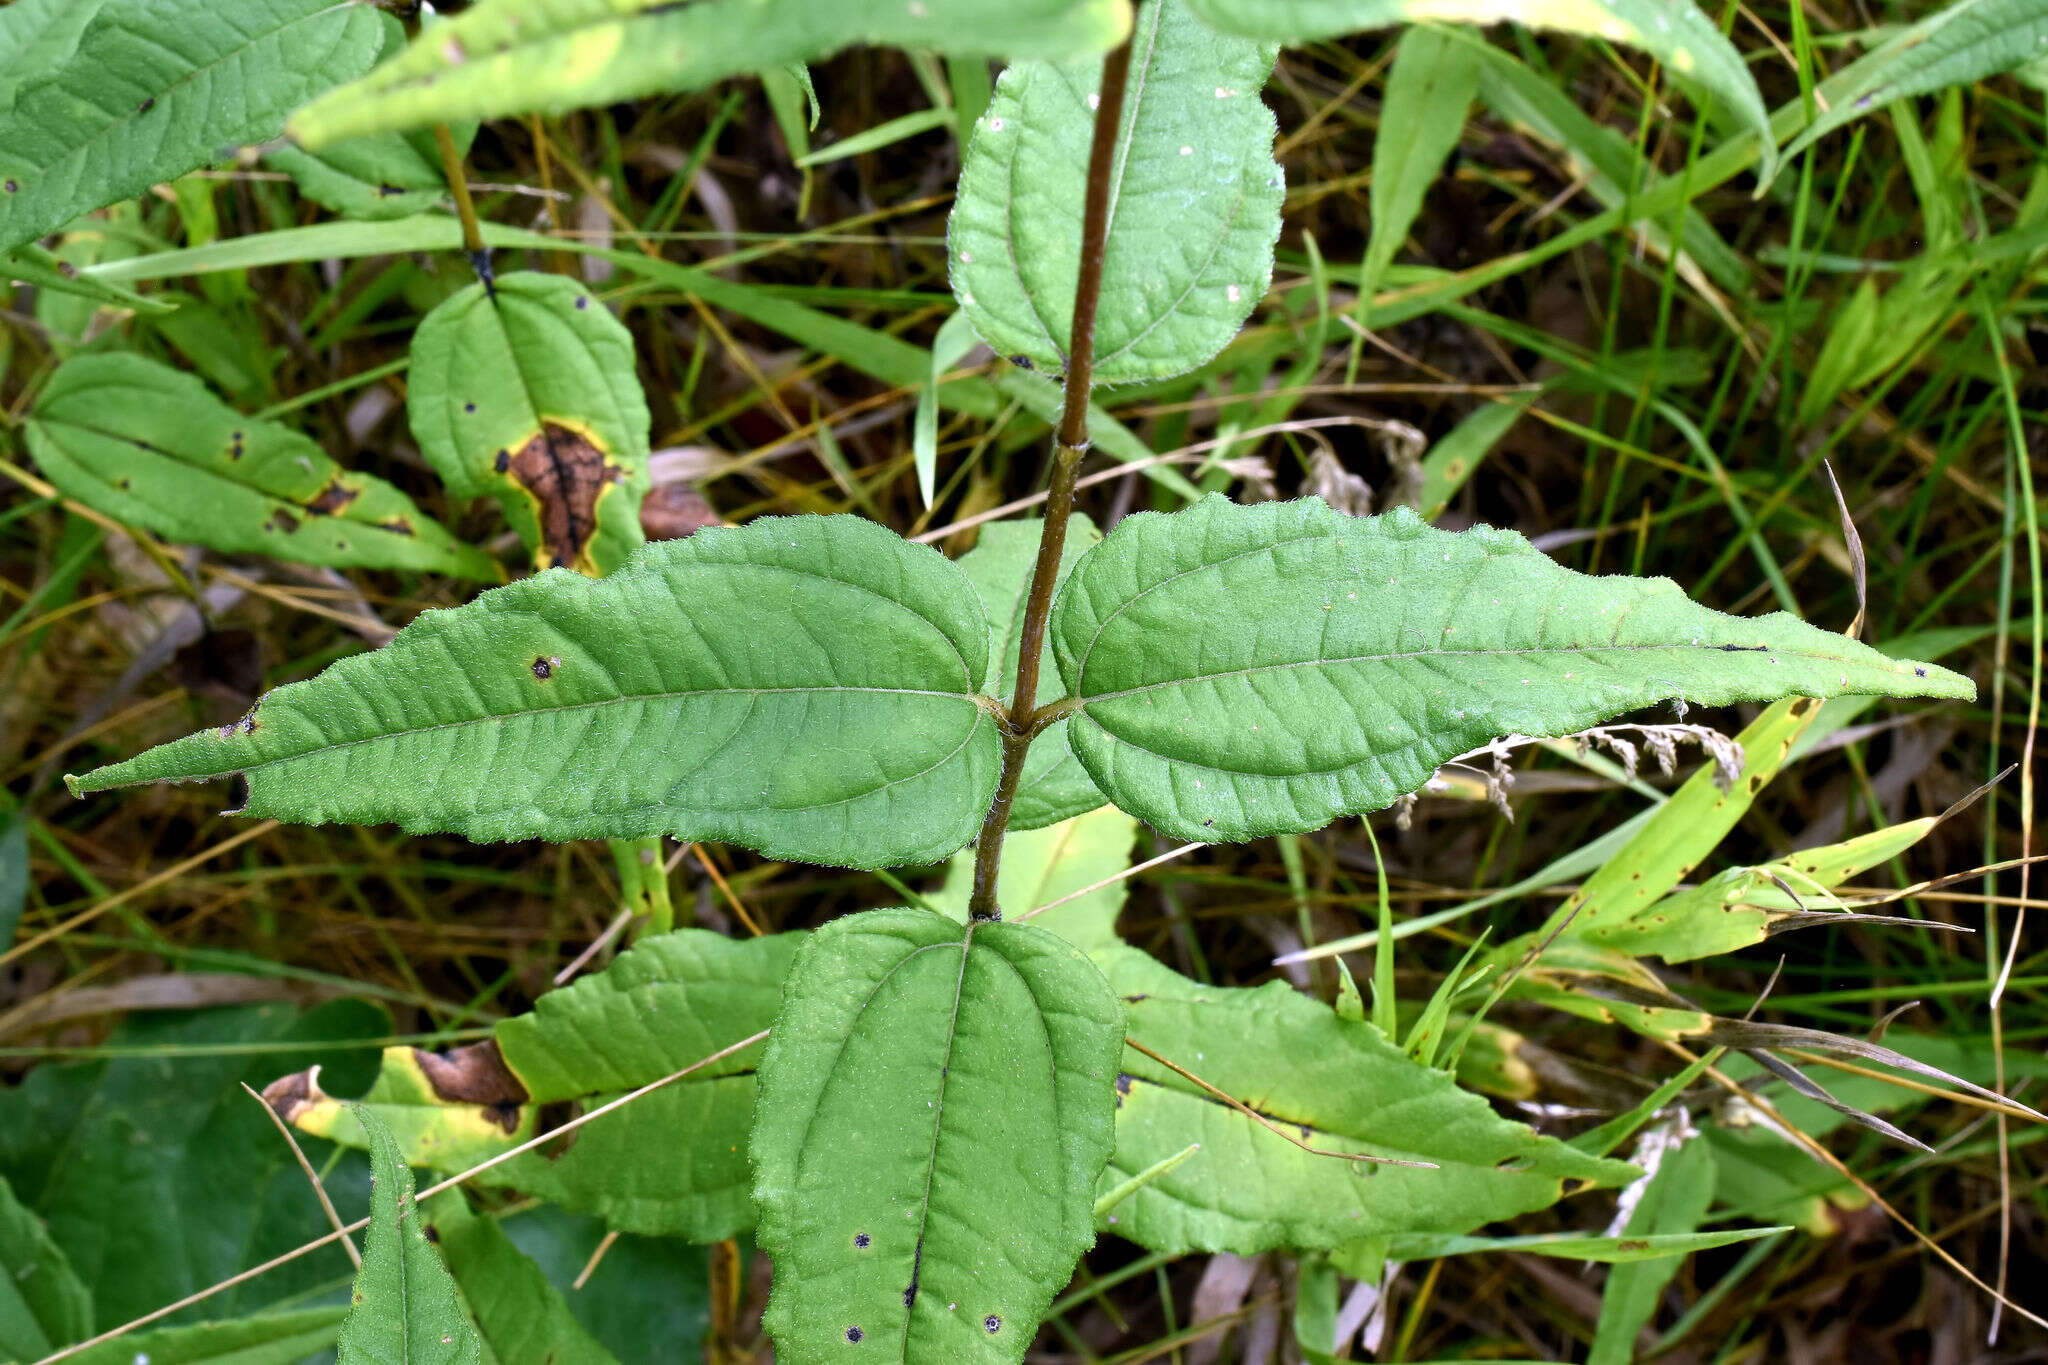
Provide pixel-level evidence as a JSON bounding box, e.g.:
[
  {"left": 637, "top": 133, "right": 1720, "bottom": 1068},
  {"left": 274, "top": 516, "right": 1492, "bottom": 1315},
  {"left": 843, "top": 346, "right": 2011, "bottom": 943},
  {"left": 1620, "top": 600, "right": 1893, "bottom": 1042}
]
[
  {"left": 0, "top": 797, "right": 24, "bottom": 953},
  {"left": 1095, "top": 947, "right": 1634, "bottom": 1255},
  {"left": 956, "top": 516, "right": 1107, "bottom": 828},
  {"left": 948, "top": 0, "right": 1282, "bottom": 381},
  {"left": 3, "top": 241, "right": 172, "bottom": 318},
  {"left": 1185, "top": 0, "right": 1773, "bottom": 180},
  {"left": 69, "top": 516, "right": 1004, "bottom": 871},
  {"left": 1052, "top": 496, "right": 1970, "bottom": 843},
  {"left": 0, "top": 1172, "right": 91, "bottom": 1360},
  {"left": 287, "top": 0, "right": 1132, "bottom": 148},
  {"left": 261, "top": 13, "right": 469, "bottom": 223},
  {"left": 0, "top": 0, "right": 106, "bottom": 113},
  {"left": 1359, "top": 28, "right": 1478, "bottom": 306},
  {"left": 752, "top": 908, "right": 1123, "bottom": 1363},
  {"left": 62, "top": 1310, "right": 349, "bottom": 1365},
  {"left": 916, "top": 310, "right": 982, "bottom": 509},
  {"left": 424, "top": 1193, "right": 619, "bottom": 1365},
  {"left": 277, "top": 929, "right": 801, "bottom": 1240},
  {"left": 24, "top": 353, "right": 499, "bottom": 580},
  {"left": 0, "top": 1001, "right": 388, "bottom": 1327},
  {"left": 1781, "top": 0, "right": 2048, "bottom": 164},
  {"left": 337, "top": 1108, "right": 482, "bottom": 1365},
  {"left": 0, "top": 0, "right": 387, "bottom": 253},
  {"left": 408, "top": 271, "right": 652, "bottom": 575},
  {"left": 1386, "top": 1224, "right": 1778, "bottom": 1264},
  {"left": 1588, "top": 1132, "right": 1717, "bottom": 1365},
  {"left": 498, "top": 1209, "right": 709, "bottom": 1363},
  {"left": 933, "top": 803, "right": 1140, "bottom": 953}
]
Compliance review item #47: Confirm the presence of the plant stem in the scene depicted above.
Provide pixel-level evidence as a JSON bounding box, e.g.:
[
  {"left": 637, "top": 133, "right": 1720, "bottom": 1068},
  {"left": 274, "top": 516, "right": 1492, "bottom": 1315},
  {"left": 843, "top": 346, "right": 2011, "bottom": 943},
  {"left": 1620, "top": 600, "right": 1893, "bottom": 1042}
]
[
  {"left": 433, "top": 122, "right": 492, "bottom": 281},
  {"left": 965, "top": 34, "right": 1134, "bottom": 921}
]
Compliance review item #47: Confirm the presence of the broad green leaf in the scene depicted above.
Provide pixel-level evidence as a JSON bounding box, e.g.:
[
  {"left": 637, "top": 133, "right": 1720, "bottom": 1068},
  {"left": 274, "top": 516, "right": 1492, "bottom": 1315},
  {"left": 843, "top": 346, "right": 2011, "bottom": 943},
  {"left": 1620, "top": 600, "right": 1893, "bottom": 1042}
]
[
  {"left": 1359, "top": 28, "right": 1478, "bottom": 306},
  {"left": 69, "top": 517, "right": 1004, "bottom": 870},
  {"left": 1186, "top": 0, "right": 1773, "bottom": 179},
  {"left": 1095, "top": 948, "right": 1633, "bottom": 1256},
  {"left": 1052, "top": 496, "right": 1969, "bottom": 843},
  {"left": 499, "top": 1209, "right": 710, "bottom": 1363},
  {"left": 1588, "top": 1133, "right": 1717, "bottom": 1365},
  {"left": 0, "top": 0, "right": 387, "bottom": 253},
  {"left": 261, "top": 13, "right": 470, "bottom": 223},
  {"left": 0, "top": 0, "right": 106, "bottom": 113},
  {"left": 1781, "top": 0, "right": 2048, "bottom": 163},
  {"left": 337, "top": 1108, "right": 482, "bottom": 1365},
  {"left": 408, "top": 272, "right": 651, "bottom": 575},
  {"left": 424, "top": 1193, "right": 618, "bottom": 1365},
  {"left": 956, "top": 516, "right": 1107, "bottom": 828},
  {"left": 277, "top": 930, "right": 801, "bottom": 1240},
  {"left": 0, "top": 1001, "right": 387, "bottom": 1327},
  {"left": 752, "top": 909, "right": 1123, "bottom": 1363},
  {"left": 63, "top": 1310, "right": 349, "bottom": 1365},
  {"left": 0, "top": 1172, "right": 91, "bottom": 1360},
  {"left": 933, "top": 803, "right": 1139, "bottom": 952},
  {"left": 949, "top": 0, "right": 1283, "bottom": 381},
  {"left": 287, "top": 0, "right": 1132, "bottom": 148},
  {"left": 25, "top": 353, "right": 499, "bottom": 580}
]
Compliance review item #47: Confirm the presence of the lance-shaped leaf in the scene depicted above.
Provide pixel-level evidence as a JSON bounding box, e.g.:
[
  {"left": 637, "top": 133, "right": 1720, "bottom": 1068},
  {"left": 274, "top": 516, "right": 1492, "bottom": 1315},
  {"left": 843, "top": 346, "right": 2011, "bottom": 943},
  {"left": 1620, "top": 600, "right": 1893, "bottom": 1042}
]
[
  {"left": 956, "top": 516, "right": 1107, "bottom": 828},
  {"left": 949, "top": 0, "right": 1282, "bottom": 382},
  {"left": 1051, "top": 496, "right": 1971, "bottom": 843},
  {"left": 0, "top": 0, "right": 386, "bottom": 252},
  {"left": 69, "top": 517, "right": 1003, "bottom": 870},
  {"left": 271, "top": 930, "right": 801, "bottom": 1240},
  {"left": 1184, "top": 0, "right": 1773, "bottom": 180},
  {"left": 409, "top": 272, "right": 651, "bottom": 575},
  {"left": 1095, "top": 947, "right": 1632, "bottom": 1255},
  {"left": 287, "top": 0, "right": 1131, "bottom": 148},
  {"left": 423, "top": 1193, "right": 619, "bottom": 1365},
  {"left": 61, "top": 1311, "right": 349, "bottom": 1365},
  {"left": 0, "top": 1173, "right": 91, "bottom": 1360},
  {"left": 337, "top": 1108, "right": 482, "bottom": 1365},
  {"left": 752, "top": 909, "right": 1123, "bottom": 1364},
  {"left": 25, "top": 353, "right": 498, "bottom": 580},
  {"left": 1782, "top": 0, "right": 2048, "bottom": 163}
]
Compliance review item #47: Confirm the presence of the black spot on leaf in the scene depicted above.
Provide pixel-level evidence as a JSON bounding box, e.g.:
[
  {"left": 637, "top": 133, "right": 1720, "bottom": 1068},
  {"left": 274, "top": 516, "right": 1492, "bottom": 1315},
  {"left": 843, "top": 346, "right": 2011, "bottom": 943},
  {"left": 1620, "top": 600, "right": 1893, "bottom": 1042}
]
[
  {"left": 853, "top": 1233, "right": 871, "bottom": 1248},
  {"left": 266, "top": 508, "right": 299, "bottom": 534},
  {"left": 531, "top": 656, "right": 557, "bottom": 681},
  {"left": 464, "top": 402, "right": 477, "bottom": 413},
  {"left": 844, "top": 1326, "right": 863, "bottom": 1343},
  {"left": 138, "top": 97, "right": 155, "bottom": 113},
  {"left": 984, "top": 1316, "right": 1001, "bottom": 1333}
]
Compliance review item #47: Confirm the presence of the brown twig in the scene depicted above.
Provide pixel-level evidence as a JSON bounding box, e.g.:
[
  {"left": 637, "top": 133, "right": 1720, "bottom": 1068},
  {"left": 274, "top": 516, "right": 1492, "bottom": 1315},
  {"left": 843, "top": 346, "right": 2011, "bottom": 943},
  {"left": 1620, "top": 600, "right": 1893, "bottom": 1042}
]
[{"left": 965, "top": 34, "right": 1135, "bottom": 920}]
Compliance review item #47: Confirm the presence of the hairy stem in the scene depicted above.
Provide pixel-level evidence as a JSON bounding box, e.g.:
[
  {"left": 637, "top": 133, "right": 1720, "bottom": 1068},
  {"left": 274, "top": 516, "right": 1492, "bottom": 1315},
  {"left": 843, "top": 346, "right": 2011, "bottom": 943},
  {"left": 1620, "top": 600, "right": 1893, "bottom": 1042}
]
[{"left": 965, "top": 35, "right": 1134, "bottom": 920}]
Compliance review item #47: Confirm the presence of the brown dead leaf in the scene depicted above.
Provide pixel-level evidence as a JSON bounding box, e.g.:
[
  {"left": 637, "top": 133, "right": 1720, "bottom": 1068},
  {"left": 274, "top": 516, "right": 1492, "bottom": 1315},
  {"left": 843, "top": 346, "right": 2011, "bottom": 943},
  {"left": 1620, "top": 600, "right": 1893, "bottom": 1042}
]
[{"left": 506, "top": 421, "right": 625, "bottom": 569}]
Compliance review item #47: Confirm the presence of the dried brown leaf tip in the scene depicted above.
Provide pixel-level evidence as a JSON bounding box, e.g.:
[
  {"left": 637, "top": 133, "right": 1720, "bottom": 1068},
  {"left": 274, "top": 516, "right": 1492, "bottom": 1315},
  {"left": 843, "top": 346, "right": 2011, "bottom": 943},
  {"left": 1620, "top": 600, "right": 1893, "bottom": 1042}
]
[
  {"left": 504, "top": 420, "right": 626, "bottom": 571},
  {"left": 416, "top": 1039, "right": 531, "bottom": 1135},
  {"left": 259, "top": 1066, "right": 323, "bottom": 1124}
]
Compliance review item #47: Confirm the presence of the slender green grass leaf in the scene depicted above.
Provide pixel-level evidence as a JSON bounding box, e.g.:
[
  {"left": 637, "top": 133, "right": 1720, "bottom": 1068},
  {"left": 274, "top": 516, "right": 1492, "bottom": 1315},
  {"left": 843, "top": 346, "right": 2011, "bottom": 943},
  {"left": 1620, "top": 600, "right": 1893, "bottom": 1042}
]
[
  {"left": 0, "top": 0, "right": 387, "bottom": 253},
  {"left": 1781, "top": 0, "right": 2048, "bottom": 163},
  {"left": 0, "top": 799, "right": 24, "bottom": 953},
  {"left": 916, "top": 310, "right": 982, "bottom": 509},
  {"left": 1360, "top": 28, "right": 1478, "bottom": 306},
  {"left": 1095, "top": 948, "right": 1634, "bottom": 1255},
  {"left": 423, "top": 1193, "right": 618, "bottom": 1365},
  {"left": 1588, "top": 1133, "right": 1717, "bottom": 1365},
  {"left": 24, "top": 353, "right": 500, "bottom": 580},
  {"left": 0, "top": 1002, "right": 387, "bottom": 1327},
  {"left": 1415, "top": 395, "right": 1534, "bottom": 521},
  {"left": 277, "top": 930, "right": 801, "bottom": 1240},
  {"left": 0, "top": 0, "right": 106, "bottom": 113},
  {"left": 956, "top": 516, "right": 1108, "bottom": 827},
  {"left": 62, "top": 1310, "right": 349, "bottom": 1365},
  {"left": 949, "top": 0, "right": 1282, "bottom": 381},
  {"left": 752, "top": 909, "right": 1123, "bottom": 1363},
  {"left": 1052, "top": 496, "right": 1968, "bottom": 843},
  {"left": 1186, "top": 0, "right": 1773, "bottom": 179},
  {"left": 1388, "top": 1224, "right": 1775, "bottom": 1263},
  {"left": 3, "top": 241, "right": 172, "bottom": 316},
  {"left": 69, "top": 517, "right": 1003, "bottom": 870},
  {"left": 337, "top": 1108, "right": 482, "bottom": 1365},
  {"left": 0, "top": 1173, "right": 91, "bottom": 1360},
  {"left": 933, "top": 803, "right": 1139, "bottom": 952},
  {"left": 409, "top": 271, "right": 651, "bottom": 575},
  {"left": 287, "top": 0, "right": 1132, "bottom": 147}
]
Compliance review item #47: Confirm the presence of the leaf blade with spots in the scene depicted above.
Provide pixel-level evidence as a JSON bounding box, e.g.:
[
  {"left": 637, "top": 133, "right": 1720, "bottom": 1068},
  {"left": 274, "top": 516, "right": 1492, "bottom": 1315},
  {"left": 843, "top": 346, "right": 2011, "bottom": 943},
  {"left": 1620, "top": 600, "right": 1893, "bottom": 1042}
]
[
  {"left": 948, "top": 0, "right": 1283, "bottom": 382},
  {"left": 1184, "top": 0, "right": 1774, "bottom": 180},
  {"left": 68, "top": 516, "right": 1004, "bottom": 871},
  {"left": 336, "top": 1107, "right": 482, "bottom": 1365},
  {"left": 287, "top": 0, "right": 1132, "bottom": 148},
  {"left": 24, "top": 353, "right": 499, "bottom": 580},
  {"left": 408, "top": 271, "right": 652, "bottom": 575},
  {"left": 751, "top": 908, "right": 1123, "bottom": 1364},
  {"left": 0, "top": 0, "right": 388, "bottom": 253},
  {"left": 1051, "top": 496, "right": 1970, "bottom": 843}
]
